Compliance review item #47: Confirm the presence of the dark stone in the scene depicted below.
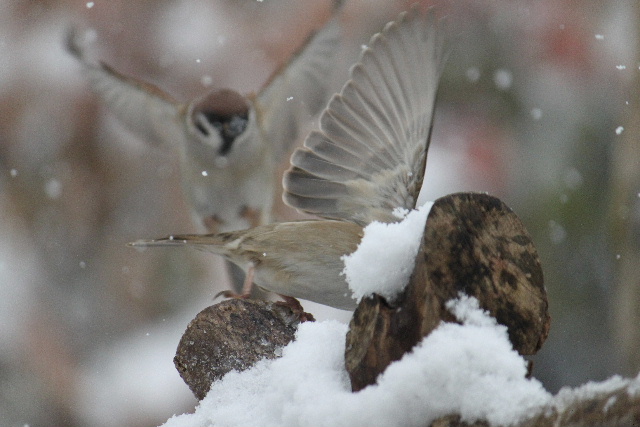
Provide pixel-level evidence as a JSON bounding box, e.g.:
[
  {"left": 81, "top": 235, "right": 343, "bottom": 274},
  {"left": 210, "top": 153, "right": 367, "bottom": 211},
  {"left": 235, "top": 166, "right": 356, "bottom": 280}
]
[
  {"left": 174, "top": 298, "right": 305, "bottom": 400},
  {"left": 346, "top": 192, "right": 550, "bottom": 391}
]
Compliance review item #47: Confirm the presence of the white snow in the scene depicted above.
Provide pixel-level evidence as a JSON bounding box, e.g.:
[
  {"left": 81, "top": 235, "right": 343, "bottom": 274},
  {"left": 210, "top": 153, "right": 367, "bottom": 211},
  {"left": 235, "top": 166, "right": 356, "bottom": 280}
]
[
  {"left": 553, "top": 374, "right": 632, "bottom": 414},
  {"left": 530, "top": 107, "right": 543, "bottom": 120},
  {"left": 201, "top": 75, "right": 213, "bottom": 87},
  {"left": 158, "top": 295, "right": 553, "bottom": 427},
  {"left": 466, "top": 67, "right": 481, "bottom": 83},
  {"left": 493, "top": 69, "right": 513, "bottom": 90},
  {"left": 628, "top": 373, "right": 640, "bottom": 396},
  {"left": 0, "top": 206, "right": 41, "bottom": 356},
  {"left": 548, "top": 219, "right": 567, "bottom": 244},
  {"left": 44, "top": 178, "right": 63, "bottom": 199},
  {"left": 77, "top": 317, "right": 196, "bottom": 427},
  {"left": 341, "top": 203, "right": 433, "bottom": 303}
]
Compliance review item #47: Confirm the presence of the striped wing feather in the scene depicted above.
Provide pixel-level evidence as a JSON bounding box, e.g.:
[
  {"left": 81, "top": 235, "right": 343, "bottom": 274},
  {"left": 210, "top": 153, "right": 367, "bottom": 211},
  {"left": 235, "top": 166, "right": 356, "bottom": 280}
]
[
  {"left": 66, "top": 27, "right": 185, "bottom": 149},
  {"left": 256, "top": 16, "right": 341, "bottom": 159},
  {"left": 283, "top": 7, "right": 447, "bottom": 225}
]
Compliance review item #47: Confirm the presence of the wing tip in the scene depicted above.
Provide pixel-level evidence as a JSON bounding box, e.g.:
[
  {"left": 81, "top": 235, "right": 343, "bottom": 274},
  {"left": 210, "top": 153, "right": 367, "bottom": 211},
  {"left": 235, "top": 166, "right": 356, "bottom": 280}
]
[
  {"left": 64, "top": 26, "right": 100, "bottom": 65},
  {"left": 64, "top": 26, "right": 84, "bottom": 60}
]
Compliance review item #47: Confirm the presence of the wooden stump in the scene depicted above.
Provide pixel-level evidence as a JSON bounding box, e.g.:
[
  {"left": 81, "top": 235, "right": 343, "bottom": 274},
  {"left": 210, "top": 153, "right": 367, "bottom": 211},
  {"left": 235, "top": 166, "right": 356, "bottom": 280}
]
[{"left": 345, "top": 192, "right": 550, "bottom": 391}]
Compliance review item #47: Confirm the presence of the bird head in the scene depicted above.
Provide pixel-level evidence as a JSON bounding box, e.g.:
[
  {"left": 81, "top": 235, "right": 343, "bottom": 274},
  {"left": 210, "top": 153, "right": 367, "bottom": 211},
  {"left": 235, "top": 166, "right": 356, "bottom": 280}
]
[{"left": 187, "top": 89, "right": 251, "bottom": 159}]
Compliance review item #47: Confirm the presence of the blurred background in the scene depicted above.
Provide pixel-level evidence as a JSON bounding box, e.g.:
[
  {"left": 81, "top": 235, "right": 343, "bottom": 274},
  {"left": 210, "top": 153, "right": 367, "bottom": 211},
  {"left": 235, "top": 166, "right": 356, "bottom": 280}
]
[{"left": 1, "top": 0, "right": 639, "bottom": 425}]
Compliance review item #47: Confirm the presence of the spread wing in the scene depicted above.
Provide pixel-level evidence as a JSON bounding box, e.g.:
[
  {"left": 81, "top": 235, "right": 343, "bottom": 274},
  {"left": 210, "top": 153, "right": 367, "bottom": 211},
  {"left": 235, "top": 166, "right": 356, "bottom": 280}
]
[
  {"left": 255, "top": 8, "right": 342, "bottom": 159},
  {"left": 66, "top": 28, "right": 185, "bottom": 148},
  {"left": 282, "top": 7, "right": 448, "bottom": 225}
]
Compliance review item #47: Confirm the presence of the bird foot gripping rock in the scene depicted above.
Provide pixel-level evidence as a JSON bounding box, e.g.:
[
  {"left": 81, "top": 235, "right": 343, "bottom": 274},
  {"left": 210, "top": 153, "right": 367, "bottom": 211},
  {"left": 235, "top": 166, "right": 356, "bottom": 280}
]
[
  {"left": 345, "top": 192, "right": 551, "bottom": 392},
  {"left": 174, "top": 298, "right": 311, "bottom": 400},
  {"left": 175, "top": 192, "right": 550, "bottom": 399}
]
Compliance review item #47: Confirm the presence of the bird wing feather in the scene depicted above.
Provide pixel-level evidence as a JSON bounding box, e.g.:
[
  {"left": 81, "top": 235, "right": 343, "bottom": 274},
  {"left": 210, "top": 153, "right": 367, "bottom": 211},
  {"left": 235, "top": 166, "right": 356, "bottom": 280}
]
[
  {"left": 255, "top": 10, "right": 342, "bottom": 159},
  {"left": 283, "top": 7, "right": 448, "bottom": 225},
  {"left": 66, "top": 28, "right": 185, "bottom": 149}
]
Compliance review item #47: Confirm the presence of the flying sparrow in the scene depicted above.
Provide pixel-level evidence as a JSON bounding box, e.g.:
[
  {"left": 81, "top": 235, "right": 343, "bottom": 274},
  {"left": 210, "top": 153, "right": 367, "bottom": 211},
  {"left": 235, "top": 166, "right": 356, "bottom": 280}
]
[
  {"left": 66, "top": 4, "right": 342, "bottom": 234},
  {"left": 130, "top": 7, "right": 449, "bottom": 311}
]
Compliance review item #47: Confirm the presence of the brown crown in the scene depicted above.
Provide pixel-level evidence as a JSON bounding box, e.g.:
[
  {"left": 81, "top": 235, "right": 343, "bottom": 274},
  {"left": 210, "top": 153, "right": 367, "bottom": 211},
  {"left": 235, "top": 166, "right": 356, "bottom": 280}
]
[{"left": 192, "top": 89, "right": 249, "bottom": 118}]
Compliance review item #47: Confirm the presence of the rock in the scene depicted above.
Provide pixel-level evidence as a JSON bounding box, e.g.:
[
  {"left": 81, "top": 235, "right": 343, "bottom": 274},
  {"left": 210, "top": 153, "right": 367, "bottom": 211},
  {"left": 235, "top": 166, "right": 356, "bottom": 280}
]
[
  {"left": 174, "top": 298, "right": 306, "bottom": 400},
  {"left": 345, "top": 192, "right": 550, "bottom": 391}
]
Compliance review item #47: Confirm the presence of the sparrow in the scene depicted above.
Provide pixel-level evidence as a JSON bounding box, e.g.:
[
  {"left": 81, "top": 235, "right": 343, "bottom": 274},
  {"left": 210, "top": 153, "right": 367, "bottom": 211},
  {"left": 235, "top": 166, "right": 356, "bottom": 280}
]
[
  {"left": 66, "top": 3, "right": 342, "bottom": 234},
  {"left": 130, "top": 7, "right": 449, "bottom": 311}
]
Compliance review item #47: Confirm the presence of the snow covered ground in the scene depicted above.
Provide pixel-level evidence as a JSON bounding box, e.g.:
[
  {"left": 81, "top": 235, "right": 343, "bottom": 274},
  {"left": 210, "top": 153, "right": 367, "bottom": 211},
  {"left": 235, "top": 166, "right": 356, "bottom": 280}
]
[
  {"left": 154, "top": 206, "right": 640, "bottom": 427},
  {"left": 159, "top": 296, "right": 550, "bottom": 427},
  {"left": 157, "top": 295, "right": 640, "bottom": 427}
]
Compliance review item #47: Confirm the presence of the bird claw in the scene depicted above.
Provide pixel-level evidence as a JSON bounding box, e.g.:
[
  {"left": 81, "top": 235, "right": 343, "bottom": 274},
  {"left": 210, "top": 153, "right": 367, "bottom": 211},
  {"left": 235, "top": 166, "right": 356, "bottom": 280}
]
[
  {"left": 215, "top": 262, "right": 256, "bottom": 301},
  {"left": 214, "top": 291, "right": 314, "bottom": 322},
  {"left": 275, "top": 295, "right": 315, "bottom": 322}
]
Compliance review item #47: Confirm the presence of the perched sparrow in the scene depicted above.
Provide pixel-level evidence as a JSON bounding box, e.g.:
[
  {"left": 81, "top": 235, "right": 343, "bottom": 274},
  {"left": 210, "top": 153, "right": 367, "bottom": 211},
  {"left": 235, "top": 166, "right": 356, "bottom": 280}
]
[
  {"left": 130, "top": 7, "right": 448, "bottom": 311},
  {"left": 66, "top": 5, "right": 342, "bottom": 234}
]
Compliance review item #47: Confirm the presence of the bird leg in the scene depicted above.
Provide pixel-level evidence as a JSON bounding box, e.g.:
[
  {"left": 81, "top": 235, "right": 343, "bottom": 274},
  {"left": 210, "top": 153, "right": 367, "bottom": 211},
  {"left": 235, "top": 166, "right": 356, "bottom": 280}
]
[
  {"left": 241, "top": 263, "right": 255, "bottom": 295},
  {"left": 214, "top": 262, "right": 255, "bottom": 300},
  {"left": 239, "top": 206, "right": 262, "bottom": 228},
  {"left": 213, "top": 266, "right": 315, "bottom": 322}
]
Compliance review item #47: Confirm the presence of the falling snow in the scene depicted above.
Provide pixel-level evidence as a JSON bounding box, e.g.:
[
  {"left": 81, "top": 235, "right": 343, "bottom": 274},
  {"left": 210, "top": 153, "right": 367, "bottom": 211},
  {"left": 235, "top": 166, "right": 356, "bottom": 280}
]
[
  {"left": 531, "top": 108, "right": 543, "bottom": 120},
  {"left": 466, "top": 67, "right": 481, "bottom": 83},
  {"left": 493, "top": 69, "right": 513, "bottom": 90}
]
